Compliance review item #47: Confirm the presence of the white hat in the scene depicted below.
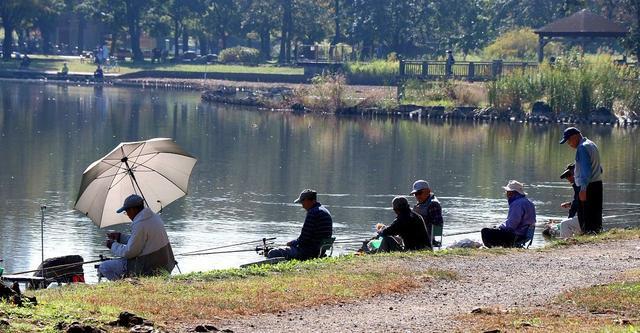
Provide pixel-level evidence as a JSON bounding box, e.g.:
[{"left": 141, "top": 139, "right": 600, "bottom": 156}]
[
  {"left": 410, "top": 180, "right": 430, "bottom": 194},
  {"left": 502, "top": 180, "right": 526, "bottom": 196}
]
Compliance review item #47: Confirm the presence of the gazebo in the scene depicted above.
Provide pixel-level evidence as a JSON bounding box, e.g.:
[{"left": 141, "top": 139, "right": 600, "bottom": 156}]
[{"left": 534, "top": 9, "right": 628, "bottom": 62}]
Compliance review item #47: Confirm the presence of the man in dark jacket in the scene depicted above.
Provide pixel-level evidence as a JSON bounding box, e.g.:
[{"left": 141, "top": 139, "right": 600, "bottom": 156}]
[
  {"left": 543, "top": 164, "right": 582, "bottom": 238},
  {"left": 375, "top": 196, "right": 431, "bottom": 251},
  {"left": 268, "top": 189, "right": 333, "bottom": 260}
]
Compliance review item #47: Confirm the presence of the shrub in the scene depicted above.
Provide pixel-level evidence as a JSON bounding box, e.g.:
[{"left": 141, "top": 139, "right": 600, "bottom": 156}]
[
  {"left": 344, "top": 60, "right": 398, "bottom": 84},
  {"left": 218, "top": 46, "right": 261, "bottom": 65},
  {"left": 490, "top": 54, "right": 632, "bottom": 116},
  {"left": 297, "top": 73, "right": 352, "bottom": 112},
  {"left": 483, "top": 28, "right": 538, "bottom": 61}
]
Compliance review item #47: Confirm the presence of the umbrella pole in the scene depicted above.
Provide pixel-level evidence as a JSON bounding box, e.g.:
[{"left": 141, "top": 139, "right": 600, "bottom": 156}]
[
  {"left": 40, "top": 205, "right": 46, "bottom": 278},
  {"left": 121, "top": 157, "right": 148, "bottom": 207}
]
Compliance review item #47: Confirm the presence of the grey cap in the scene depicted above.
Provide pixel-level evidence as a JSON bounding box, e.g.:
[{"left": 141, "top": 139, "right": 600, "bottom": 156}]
[
  {"left": 560, "top": 163, "right": 575, "bottom": 179},
  {"left": 294, "top": 189, "right": 317, "bottom": 203},
  {"left": 116, "top": 194, "right": 144, "bottom": 213},
  {"left": 392, "top": 196, "right": 410, "bottom": 210},
  {"left": 410, "top": 180, "right": 430, "bottom": 194}
]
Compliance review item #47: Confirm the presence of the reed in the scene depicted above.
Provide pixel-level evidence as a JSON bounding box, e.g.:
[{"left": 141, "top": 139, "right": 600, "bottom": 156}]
[{"left": 491, "top": 54, "right": 634, "bottom": 115}]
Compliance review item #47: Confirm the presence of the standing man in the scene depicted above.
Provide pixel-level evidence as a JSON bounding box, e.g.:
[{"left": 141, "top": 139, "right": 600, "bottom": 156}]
[
  {"left": 98, "top": 194, "right": 176, "bottom": 280},
  {"left": 560, "top": 127, "right": 603, "bottom": 234},
  {"left": 268, "top": 189, "right": 333, "bottom": 260},
  {"left": 411, "top": 180, "right": 443, "bottom": 247},
  {"left": 481, "top": 180, "right": 536, "bottom": 248},
  {"left": 375, "top": 196, "right": 431, "bottom": 251}
]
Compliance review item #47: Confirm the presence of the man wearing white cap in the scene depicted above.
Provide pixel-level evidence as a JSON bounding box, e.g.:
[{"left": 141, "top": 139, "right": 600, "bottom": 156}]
[
  {"left": 411, "top": 180, "right": 443, "bottom": 247},
  {"left": 481, "top": 180, "right": 537, "bottom": 248},
  {"left": 98, "top": 194, "right": 175, "bottom": 280}
]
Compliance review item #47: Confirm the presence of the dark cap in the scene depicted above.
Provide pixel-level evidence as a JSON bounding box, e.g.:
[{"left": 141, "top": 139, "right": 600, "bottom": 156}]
[
  {"left": 392, "top": 196, "right": 410, "bottom": 210},
  {"left": 116, "top": 194, "right": 144, "bottom": 213},
  {"left": 294, "top": 189, "right": 317, "bottom": 204},
  {"left": 560, "top": 163, "right": 575, "bottom": 179},
  {"left": 559, "top": 127, "right": 581, "bottom": 144}
]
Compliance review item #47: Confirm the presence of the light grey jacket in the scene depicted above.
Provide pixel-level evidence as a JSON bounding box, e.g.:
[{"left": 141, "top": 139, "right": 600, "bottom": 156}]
[{"left": 111, "top": 207, "right": 175, "bottom": 276}]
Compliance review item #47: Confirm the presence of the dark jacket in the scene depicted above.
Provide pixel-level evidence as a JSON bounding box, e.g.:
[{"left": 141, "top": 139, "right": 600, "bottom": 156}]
[
  {"left": 295, "top": 202, "right": 333, "bottom": 259},
  {"left": 380, "top": 210, "right": 430, "bottom": 250},
  {"left": 569, "top": 183, "right": 580, "bottom": 218}
]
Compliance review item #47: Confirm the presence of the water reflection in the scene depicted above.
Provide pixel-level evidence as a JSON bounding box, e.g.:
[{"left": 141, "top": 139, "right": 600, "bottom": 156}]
[{"left": 0, "top": 81, "right": 639, "bottom": 281}]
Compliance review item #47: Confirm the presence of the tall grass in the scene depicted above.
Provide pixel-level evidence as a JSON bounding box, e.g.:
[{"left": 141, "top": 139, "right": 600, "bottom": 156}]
[
  {"left": 490, "top": 54, "right": 637, "bottom": 116},
  {"left": 344, "top": 60, "right": 398, "bottom": 83}
]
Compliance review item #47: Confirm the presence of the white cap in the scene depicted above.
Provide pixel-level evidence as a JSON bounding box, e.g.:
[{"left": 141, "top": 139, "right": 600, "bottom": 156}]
[
  {"left": 410, "top": 180, "right": 430, "bottom": 194},
  {"left": 502, "top": 180, "right": 526, "bottom": 196}
]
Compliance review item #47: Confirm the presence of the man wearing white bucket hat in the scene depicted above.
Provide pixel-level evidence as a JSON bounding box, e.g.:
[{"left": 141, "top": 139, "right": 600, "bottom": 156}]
[{"left": 481, "top": 180, "right": 537, "bottom": 248}]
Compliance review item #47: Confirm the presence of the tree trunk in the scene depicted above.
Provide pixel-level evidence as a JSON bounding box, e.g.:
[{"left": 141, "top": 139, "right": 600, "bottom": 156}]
[
  {"left": 41, "top": 24, "right": 53, "bottom": 55},
  {"left": 198, "top": 35, "right": 208, "bottom": 55},
  {"left": 332, "top": 0, "right": 340, "bottom": 45},
  {"left": 278, "top": 0, "right": 292, "bottom": 64},
  {"left": 173, "top": 19, "right": 181, "bottom": 58},
  {"left": 77, "top": 16, "right": 85, "bottom": 53},
  {"left": 1, "top": 21, "right": 14, "bottom": 60},
  {"left": 260, "top": 27, "right": 270, "bottom": 60},
  {"left": 182, "top": 29, "right": 189, "bottom": 53},
  {"left": 127, "top": 2, "right": 144, "bottom": 62}
]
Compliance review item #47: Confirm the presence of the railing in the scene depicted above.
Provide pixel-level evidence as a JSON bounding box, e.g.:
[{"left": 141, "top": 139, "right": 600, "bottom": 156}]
[{"left": 399, "top": 60, "right": 538, "bottom": 81}]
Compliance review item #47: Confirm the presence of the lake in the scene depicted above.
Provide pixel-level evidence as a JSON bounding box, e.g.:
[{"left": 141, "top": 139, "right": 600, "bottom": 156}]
[{"left": 1, "top": 80, "right": 639, "bottom": 281}]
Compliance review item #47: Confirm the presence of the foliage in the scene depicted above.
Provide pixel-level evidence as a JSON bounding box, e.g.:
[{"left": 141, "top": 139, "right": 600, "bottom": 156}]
[
  {"left": 489, "top": 54, "right": 634, "bottom": 115},
  {"left": 218, "top": 46, "right": 261, "bottom": 65},
  {"left": 344, "top": 60, "right": 398, "bottom": 83},
  {"left": 403, "top": 80, "right": 488, "bottom": 107},
  {"left": 483, "top": 28, "right": 539, "bottom": 60},
  {"left": 298, "top": 73, "right": 350, "bottom": 112}
]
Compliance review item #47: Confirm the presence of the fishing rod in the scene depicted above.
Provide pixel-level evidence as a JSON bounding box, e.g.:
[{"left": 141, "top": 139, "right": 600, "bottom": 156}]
[
  {"left": 178, "top": 248, "right": 262, "bottom": 257},
  {"left": 6, "top": 257, "right": 109, "bottom": 276},
  {"left": 174, "top": 237, "right": 277, "bottom": 257}
]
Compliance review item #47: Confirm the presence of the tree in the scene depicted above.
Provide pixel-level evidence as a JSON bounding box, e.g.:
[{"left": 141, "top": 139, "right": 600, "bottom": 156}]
[
  {"left": 0, "top": 0, "right": 37, "bottom": 60},
  {"left": 240, "top": 0, "right": 280, "bottom": 60},
  {"left": 33, "top": 0, "right": 66, "bottom": 54}
]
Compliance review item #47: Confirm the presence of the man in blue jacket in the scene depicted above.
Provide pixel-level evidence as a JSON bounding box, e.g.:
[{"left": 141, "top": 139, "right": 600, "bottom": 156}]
[
  {"left": 560, "top": 127, "right": 603, "bottom": 234},
  {"left": 268, "top": 189, "right": 333, "bottom": 260},
  {"left": 481, "top": 180, "right": 537, "bottom": 248}
]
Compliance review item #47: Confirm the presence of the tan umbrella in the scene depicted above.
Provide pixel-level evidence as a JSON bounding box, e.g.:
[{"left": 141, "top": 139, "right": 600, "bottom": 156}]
[{"left": 74, "top": 138, "right": 197, "bottom": 228}]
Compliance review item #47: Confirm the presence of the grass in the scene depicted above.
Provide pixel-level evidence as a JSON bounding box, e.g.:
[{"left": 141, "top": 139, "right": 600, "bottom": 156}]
[
  {"left": 1, "top": 228, "right": 639, "bottom": 332},
  {"left": 489, "top": 54, "right": 639, "bottom": 116},
  {"left": 544, "top": 228, "right": 640, "bottom": 249},
  {"left": 0, "top": 55, "right": 304, "bottom": 76},
  {"left": 0, "top": 253, "right": 455, "bottom": 332},
  {"left": 457, "top": 269, "right": 640, "bottom": 332}
]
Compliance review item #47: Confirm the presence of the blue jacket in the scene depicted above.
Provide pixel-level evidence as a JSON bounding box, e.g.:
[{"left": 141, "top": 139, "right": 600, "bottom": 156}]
[
  {"left": 499, "top": 194, "right": 536, "bottom": 237},
  {"left": 292, "top": 202, "right": 333, "bottom": 259},
  {"left": 575, "top": 137, "right": 602, "bottom": 191}
]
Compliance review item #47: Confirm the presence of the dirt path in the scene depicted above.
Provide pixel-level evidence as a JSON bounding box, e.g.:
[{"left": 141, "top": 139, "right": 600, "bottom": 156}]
[{"left": 214, "top": 240, "right": 640, "bottom": 332}]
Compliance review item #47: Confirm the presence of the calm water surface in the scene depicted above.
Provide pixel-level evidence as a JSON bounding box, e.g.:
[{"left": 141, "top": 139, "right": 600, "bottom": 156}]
[{"left": 1, "top": 81, "right": 639, "bottom": 281}]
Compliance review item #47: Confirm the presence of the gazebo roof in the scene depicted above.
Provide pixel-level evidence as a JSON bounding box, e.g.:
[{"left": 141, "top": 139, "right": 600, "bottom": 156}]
[{"left": 534, "top": 9, "right": 628, "bottom": 38}]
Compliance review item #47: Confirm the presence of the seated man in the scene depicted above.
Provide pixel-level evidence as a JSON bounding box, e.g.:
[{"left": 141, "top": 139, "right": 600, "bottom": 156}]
[
  {"left": 411, "top": 180, "right": 443, "bottom": 247},
  {"left": 94, "top": 65, "right": 104, "bottom": 80},
  {"left": 98, "top": 194, "right": 175, "bottom": 280},
  {"left": 543, "top": 163, "right": 582, "bottom": 238},
  {"left": 58, "top": 63, "right": 69, "bottom": 77},
  {"left": 373, "top": 196, "right": 431, "bottom": 252},
  {"left": 267, "top": 189, "right": 333, "bottom": 260},
  {"left": 481, "top": 180, "right": 536, "bottom": 248},
  {"left": 20, "top": 54, "right": 31, "bottom": 69}
]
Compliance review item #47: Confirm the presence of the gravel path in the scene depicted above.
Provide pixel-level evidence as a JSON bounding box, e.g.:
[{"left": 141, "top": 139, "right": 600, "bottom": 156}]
[{"left": 215, "top": 240, "right": 640, "bottom": 332}]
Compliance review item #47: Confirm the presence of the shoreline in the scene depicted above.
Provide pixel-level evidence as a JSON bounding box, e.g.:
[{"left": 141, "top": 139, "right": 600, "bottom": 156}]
[{"left": 1, "top": 74, "right": 638, "bottom": 126}]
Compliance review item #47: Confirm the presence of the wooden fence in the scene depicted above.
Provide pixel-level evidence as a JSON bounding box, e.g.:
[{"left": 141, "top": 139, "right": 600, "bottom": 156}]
[{"left": 399, "top": 60, "right": 538, "bottom": 81}]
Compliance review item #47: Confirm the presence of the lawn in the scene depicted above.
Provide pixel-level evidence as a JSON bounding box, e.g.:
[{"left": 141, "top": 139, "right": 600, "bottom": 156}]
[{"left": 0, "top": 55, "right": 304, "bottom": 76}]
